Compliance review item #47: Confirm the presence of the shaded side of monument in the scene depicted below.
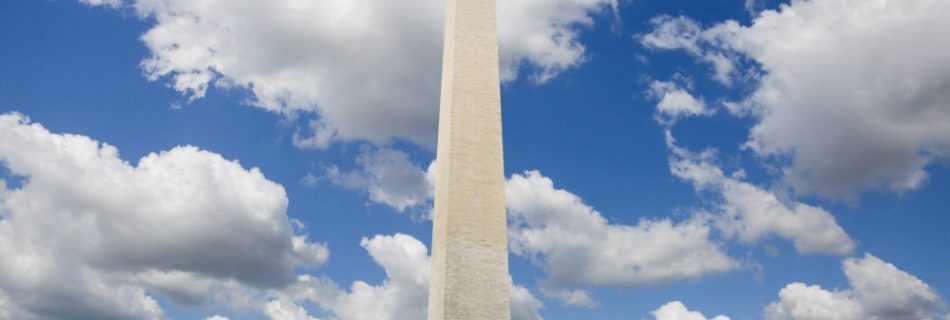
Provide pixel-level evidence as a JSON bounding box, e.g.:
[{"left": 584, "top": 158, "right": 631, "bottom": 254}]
[{"left": 427, "top": 0, "right": 511, "bottom": 318}]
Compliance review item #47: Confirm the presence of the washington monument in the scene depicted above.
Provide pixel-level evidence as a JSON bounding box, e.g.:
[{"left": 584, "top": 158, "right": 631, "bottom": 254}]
[{"left": 427, "top": 0, "right": 511, "bottom": 318}]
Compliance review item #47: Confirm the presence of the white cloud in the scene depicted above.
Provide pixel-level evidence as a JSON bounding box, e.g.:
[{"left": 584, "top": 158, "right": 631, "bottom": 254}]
[
  {"left": 766, "top": 254, "right": 946, "bottom": 320},
  {"left": 319, "top": 234, "right": 431, "bottom": 320},
  {"left": 204, "top": 316, "right": 230, "bottom": 320},
  {"left": 300, "top": 173, "right": 319, "bottom": 188},
  {"left": 640, "top": 16, "right": 735, "bottom": 85},
  {"left": 768, "top": 283, "right": 862, "bottom": 320},
  {"left": 79, "top": 0, "right": 121, "bottom": 8},
  {"left": 267, "top": 233, "right": 543, "bottom": 320},
  {"left": 743, "top": 0, "right": 764, "bottom": 16},
  {"left": 844, "top": 254, "right": 945, "bottom": 319},
  {"left": 333, "top": 162, "right": 739, "bottom": 306},
  {"left": 652, "top": 301, "right": 730, "bottom": 320},
  {"left": 84, "top": 0, "right": 614, "bottom": 148},
  {"left": 511, "top": 284, "right": 545, "bottom": 320},
  {"left": 537, "top": 287, "right": 596, "bottom": 308},
  {"left": 648, "top": 79, "right": 712, "bottom": 124},
  {"left": 264, "top": 299, "right": 318, "bottom": 320},
  {"left": 325, "top": 148, "right": 433, "bottom": 213},
  {"left": 640, "top": 16, "right": 702, "bottom": 56},
  {"left": 0, "top": 112, "right": 328, "bottom": 319},
  {"left": 667, "top": 132, "right": 855, "bottom": 255},
  {"left": 506, "top": 170, "right": 738, "bottom": 306},
  {"left": 497, "top": 0, "right": 617, "bottom": 83},
  {"left": 643, "top": 0, "right": 950, "bottom": 199}
]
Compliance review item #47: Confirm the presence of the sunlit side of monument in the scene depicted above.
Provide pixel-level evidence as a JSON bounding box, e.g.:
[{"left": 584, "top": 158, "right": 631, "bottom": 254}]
[{"left": 426, "top": 0, "right": 511, "bottom": 318}]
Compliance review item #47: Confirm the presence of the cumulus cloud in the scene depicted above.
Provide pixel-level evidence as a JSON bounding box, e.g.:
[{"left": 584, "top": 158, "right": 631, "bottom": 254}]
[
  {"left": 642, "top": 54, "right": 853, "bottom": 256},
  {"left": 497, "top": 0, "right": 617, "bottom": 83},
  {"left": 266, "top": 233, "right": 543, "bottom": 320},
  {"left": 767, "top": 283, "right": 862, "bottom": 320},
  {"left": 766, "top": 254, "right": 946, "bottom": 320},
  {"left": 666, "top": 132, "right": 855, "bottom": 255},
  {"left": 264, "top": 298, "right": 319, "bottom": 320},
  {"left": 331, "top": 161, "right": 739, "bottom": 306},
  {"left": 643, "top": 0, "right": 950, "bottom": 199},
  {"left": 511, "top": 284, "right": 545, "bottom": 320},
  {"left": 0, "top": 112, "right": 328, "bottom": 319},
  {"left": 506, "top": 170, "right": 738, "bottom": 306},
  {"left": 647, "top": 78, "right": 712, "bottom": 124},
  {"left": 82, "top": 0, "right": 615, "bottom": 148},
  {"left": 325, "top": 148, "right": 433, "bottom": 213},
  {"left": 312, "top": 234, "right": 430, "bottom": 320},
  {"left": 652, "top": 301, "right": 730, "bottom": 320},
  {"left": 640, "top": 16, "right": 736, "bottom": 85}
]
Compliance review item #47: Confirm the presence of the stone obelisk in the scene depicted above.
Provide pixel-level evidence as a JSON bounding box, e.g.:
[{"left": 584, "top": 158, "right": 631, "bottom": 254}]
[{"left": 427, "top": 0, "right": 510, "bottom": 318}]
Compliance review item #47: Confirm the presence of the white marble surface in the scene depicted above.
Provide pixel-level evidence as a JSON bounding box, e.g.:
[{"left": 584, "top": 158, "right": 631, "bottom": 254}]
[{"left": 427, "top": 0, "right": 511, "bottom": 318}]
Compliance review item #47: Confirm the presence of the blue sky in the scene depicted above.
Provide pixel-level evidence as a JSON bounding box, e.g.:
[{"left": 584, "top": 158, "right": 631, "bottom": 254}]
[{"left": 1, "top": 0, "right": 949, "bottom": 319}]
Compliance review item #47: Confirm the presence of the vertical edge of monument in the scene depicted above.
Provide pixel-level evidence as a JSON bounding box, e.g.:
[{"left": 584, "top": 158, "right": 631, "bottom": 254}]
[{"left": 427, "top": 0, "right": 512, "bottom": 318}]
